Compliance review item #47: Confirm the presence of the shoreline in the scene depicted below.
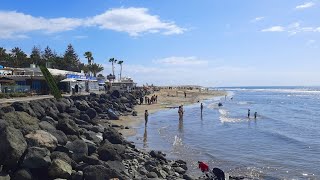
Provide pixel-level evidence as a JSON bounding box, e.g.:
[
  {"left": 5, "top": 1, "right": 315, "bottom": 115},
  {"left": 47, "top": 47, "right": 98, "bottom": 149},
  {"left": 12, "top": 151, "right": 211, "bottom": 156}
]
[{"left": 110, "top": 89, "right": 227, "bottom": 137}]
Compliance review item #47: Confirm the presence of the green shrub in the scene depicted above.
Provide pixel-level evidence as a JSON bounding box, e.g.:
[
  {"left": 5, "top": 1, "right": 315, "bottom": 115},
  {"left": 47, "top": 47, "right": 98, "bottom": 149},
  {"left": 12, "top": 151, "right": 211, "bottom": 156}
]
[{"left": 39, "top": 65, "right": 62, "bottom": 99}]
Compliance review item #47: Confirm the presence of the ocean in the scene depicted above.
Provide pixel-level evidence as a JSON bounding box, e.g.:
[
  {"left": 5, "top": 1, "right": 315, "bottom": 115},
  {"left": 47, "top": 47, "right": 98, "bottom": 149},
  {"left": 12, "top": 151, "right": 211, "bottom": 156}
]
[{"left": 128, "top": 87, "right": 320, "bottom": 179}]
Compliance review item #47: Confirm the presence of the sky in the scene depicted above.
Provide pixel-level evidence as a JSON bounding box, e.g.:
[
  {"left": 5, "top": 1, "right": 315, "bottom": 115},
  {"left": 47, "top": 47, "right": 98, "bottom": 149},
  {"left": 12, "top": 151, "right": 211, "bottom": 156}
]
[{"left": 0, "top": 0, "right": 320, "bottom": 87}]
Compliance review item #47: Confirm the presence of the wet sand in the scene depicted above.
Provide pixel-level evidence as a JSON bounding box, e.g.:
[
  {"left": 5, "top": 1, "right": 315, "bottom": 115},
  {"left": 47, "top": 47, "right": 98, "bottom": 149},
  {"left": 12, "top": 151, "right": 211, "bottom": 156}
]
[{"left": 110, "top": 89, "right": 227, "bottom": 137}]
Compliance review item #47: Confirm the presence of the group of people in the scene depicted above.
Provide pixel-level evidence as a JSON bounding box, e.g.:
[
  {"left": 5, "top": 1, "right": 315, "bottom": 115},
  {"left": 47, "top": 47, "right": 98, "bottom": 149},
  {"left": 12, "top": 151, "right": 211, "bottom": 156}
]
[
  {"left": 140, "top": 95, "right": 158, "bottom": 105},
  {"left": 248, "top": 109, "right": 258, "bottom": 119}
]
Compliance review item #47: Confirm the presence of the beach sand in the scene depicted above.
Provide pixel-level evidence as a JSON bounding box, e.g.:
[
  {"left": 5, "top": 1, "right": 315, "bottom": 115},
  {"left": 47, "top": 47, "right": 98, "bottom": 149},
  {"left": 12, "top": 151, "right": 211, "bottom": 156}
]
[{"left": 110, "top": 88, "right": 227, "bottom": 137}]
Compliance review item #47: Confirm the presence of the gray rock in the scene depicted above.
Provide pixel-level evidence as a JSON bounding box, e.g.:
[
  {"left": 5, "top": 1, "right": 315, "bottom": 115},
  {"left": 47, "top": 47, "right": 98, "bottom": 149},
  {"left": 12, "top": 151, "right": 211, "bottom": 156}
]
[
  {"left": 1, "top": 106, "right": 15, "bottom": 113},
  {"left": 70, "top": 170, "right": 83, "bottom": 180},
  {"left": 0, "top": 127, "right": 27, "bottom": 168},
  {"left": 107, "top": 109, "right": 119, "bottom": 120},
  {"left": 183, "top": 174, "right": 195, "bottom": 180},
  {"left": 29, "top": 101, "right": 46, "bottom": 119},
  {"left": 51, "top": 151, "right": 73, "bottom": 165},
  {"left": 41, "top": 116, "right": 58, "bottom": 126},
  {"left": 39, "top": 121, "right": 56, "bottom": 131},
  {"left": 57, "top": 118, "right": 79, "bottom": 135},
  {"left": 47, "top": 129, "right": 68, "bottom": 145},
  {"left": 0, "top": 172, "right": 10, "bottom": 180},
  {"left": 83, "top": 165, "right": 125, "bottom": 180},
  {"left": 25, "top": 130, "right": 58, "bottom": 151},
  {"left": 138, "top": 167, "right": 148, "bottom": 175},
  {"left": 11, "top": 102, "right": 36, "bottom": 117},
  {"left": 48, "top": 159, "right": 72, "bottom": 179},
  {"left": 174, "top": 167, "right": 186, "bottom": 174},
  {"left": 23, "top": 147, "right": 51, "bottom": 169},
  {"left": 79, "top": 114, "right": 91, "bottom": 122},
  {"left": 2, "top": 111, "right": 39, "bottom": 135},
  {"left": 65, "top": 140, "right": 88, "bottom": 162},
  {"left": 82, "top": 155, "right": 103, "bottom": 165},
  {"left": 102, "top": 127, "right": 125, "bottom": 144},
  {"left": 97, "top": 143, "right": 121, "bottom": 161},
  {"left": 146, "top": 172, "right": 158, "bottom": 178},
  {"left": 12, "top": 168, "right": 33, "bottom": 180},
  {"left": 86, "top": 108, "right": 97, "bottom": 120}
]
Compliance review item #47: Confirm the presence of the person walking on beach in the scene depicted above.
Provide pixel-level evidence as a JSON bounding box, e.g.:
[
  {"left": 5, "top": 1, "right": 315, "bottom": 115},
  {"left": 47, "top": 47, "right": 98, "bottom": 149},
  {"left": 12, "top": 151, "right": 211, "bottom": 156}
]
[
  {"left": 145, "top": 96, "right": 148, "bottom": 104},
  {"left": 184, "top": 91, "right": 187, "bottom": 98},
  {"left": 140, "top": 96, "right": 144, "bottom": 105},
  {"left": 254, "top": 112, "right": 257, "bottom": 119},
  {"left": 145, "top": 110, "right": 149, "bottom": 126},
  {"left": 248, "top": 109, "right": 250, "bottom": 118},
  {"left": 200, "top": 103, "right": 204, "bottom": 114}
]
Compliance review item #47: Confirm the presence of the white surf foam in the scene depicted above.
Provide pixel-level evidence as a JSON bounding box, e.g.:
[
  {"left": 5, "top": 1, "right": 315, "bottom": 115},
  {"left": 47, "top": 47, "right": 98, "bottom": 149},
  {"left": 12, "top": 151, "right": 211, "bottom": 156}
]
[{"left": 173, "top": 135, "right": 183, "bottom": 146}]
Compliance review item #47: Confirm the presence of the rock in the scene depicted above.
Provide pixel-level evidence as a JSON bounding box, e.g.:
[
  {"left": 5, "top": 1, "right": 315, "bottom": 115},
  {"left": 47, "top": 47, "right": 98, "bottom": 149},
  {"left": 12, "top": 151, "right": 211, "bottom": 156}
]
[
  {"left": 2, "top": 111, "right": 39, "bottom": 135},
  {"left": 86, "top": 108, "right": 97, "bottom": 120},
  {"left": 57, "top": 119, "right": 79, "bottom": 135},
  {"left": 39, "top": 121, "right": 56, "bottom": 131},
  {"left": 111, "top": 90, "right": 120, "bottom": 99},
  {"left": 75, "top": 101, "right": 90, "bottom": 111},
  {"left": 66, "top": 107, "right": 80, "bottom": 114},
  {"left": 74, "top": 119, "right": 90, "bottom": 125},
  {"left": 102, "top": 127, "right": 125, "bottom": 144},
  {"left": 120, "top": 97, "right": 129, "bottom": 103},
  {"left": 84, "top": 131, "right": 102, "bottom": 144},
  {"left": 41, "top": 116, "right": 58, "bottom": 126},
  {"left": 157, "top": 169, "right": 168, "bottom": 179},
  {"left": 0, "top": 126, "right": 27, "bottom": 168},
  {"left": 70, "top": 170, "right": 83, "bottom": 180},
  {"left": 212, "top": 168, "right": 225, "bottom": 180},
  {"left": 65, "top": 140, "right": 88, "bottom": 162},
  {"left": 138, "top": 167, "right": 148, "bottom": 175},
  {"left": 146, "top": 172, "right": 158, "bottom": 178},
  {"left": 132, "top": 111, "right": 137, "bottom": 116},
  {"left": 23, "top": 147, "right": 51, "bottom": 169},
  {"left": 174, "top": 167, "right": 186, "bottom": 174},
  {"left": 183, "top": 174, "right": 195, "bottom": 180},
  {"left": 51, "top": 151, "right": 73, "bottom": 165},
  {"left": 47, "top": 129, "right": 68, "bottom": 145},
  {"left": 106, "top": 161, "right": 127, "bottom": 175},
  {"left": 29, "top": 101, "right": 46, "bottom": 119},
  {"left": 83, "top": 165, "right": 124, "bottom": 180},
  {"left": 150, "top": 150, "right": 166, "bottom": 161},
  {"left": 48, "top": 159, "right": 72, "bottom": 179},
  {"left": 82, "top": 155, "right": 103, "bottom": 165},
  {"left": 12, "top": 168, "right": 33, "bottom": 180},
  {"left": 25, "top": 130, "right": 58, "bottom": 151},
  {"left": 56, "top": 102, "right": 67, "bottom": 113},
  {"left": 79, "top": 114, "right": 91, "bottom": 122},
  {"left": 11, "top": 102, "right": 36, "bottom": 117},
  {"left": 93, "top": 107, "right": 103, "bottom": 114},
  {"left": 1, "top": 106, "right": 15, "bottom": 113},
  {"left": 97, "top": 143, "right": 121, "bottom": 161},
  {"left": 0, "top": 172, "right": 10, "bottom": 180},
  {"left": 107, "top": 109, "right": 119, "bottom": 120}
]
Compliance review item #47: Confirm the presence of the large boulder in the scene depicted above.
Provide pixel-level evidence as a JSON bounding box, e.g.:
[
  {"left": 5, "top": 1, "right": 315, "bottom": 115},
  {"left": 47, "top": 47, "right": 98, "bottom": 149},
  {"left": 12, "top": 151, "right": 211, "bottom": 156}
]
[
  {"left": 75, "top": 100, "right": 90, "bottom": 111},
  {"left": 65, "top": 140, "right": 88, "bottom": 162},
  {"left": 56, "top": 102, "right": 67, "bottom": 113},
  {"left": 11, "top": 102, "right": 36, "bottom": 117},
  {"left": 48, "top": 159, "right": 72, "bottom": 179},
  {"left": 79, "top": 114, "right": 91, "bottom": 123},
  {"left": 102, "top": 127, "right": 125, "bottom": 144},
  {"left": 85, "top": 108, "right": 97, "bottom": 120},
  {"left": 29, "top": 101, "right": 46, "bottom": 119},
  {"left": 57, "top": 119, "right": 79, "bottom": 135},
  {"left": 22, "top": 147, "right": 51, "bottom": 169},
  {"left": 212, "top": 168, "right": 225, "bottom": 180},
  {"left": 39, "top": 121, "right": 56, "bottom": 131},
  {"left": 1, "top": 106, "right": 15, "bottom": 113},
  {"left": 12, "top": 168, "right": 33, "bottom": 180},
  {"left": 83, "top": 165, "right": 125, "bottom": 180},
  {"left": 110, "top": 90, "right": 120, "bottom": 99},
  {"left": 0, "top": 127, "right": 27, "bottom": 168},
  {"left": 25, "top": 130, "right": 58, "bottom": 151},
  {"left": 2, "top": 111, "right": 39, "bottom": 135},
  {"left": 107, "top": 109, "right": 119, "bottom": 120},
  {"left": 50, "top": 151, "right": 73, "bottom": 165},
  {"left": 47, "top": 129, "right": 68, "bottom": 145},
  {"left": 40, "top": 116, "right": 58, "bottom": 126},
  {"left": 97, "top": 141, "right": 125, "bottom": 161}
]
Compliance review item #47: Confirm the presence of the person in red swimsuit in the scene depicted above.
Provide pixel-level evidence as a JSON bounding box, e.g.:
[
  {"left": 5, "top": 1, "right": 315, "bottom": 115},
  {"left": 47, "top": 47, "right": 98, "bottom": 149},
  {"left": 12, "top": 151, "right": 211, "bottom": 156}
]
[{"left": 198, "top": 161, "right": 209, "bottom": 172}]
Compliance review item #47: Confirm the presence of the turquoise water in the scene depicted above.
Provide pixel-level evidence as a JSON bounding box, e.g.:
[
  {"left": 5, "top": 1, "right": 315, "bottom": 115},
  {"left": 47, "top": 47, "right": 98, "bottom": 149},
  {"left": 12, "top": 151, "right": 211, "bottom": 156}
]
[{"left": 128, "top": 87, "right": 320, "bottom": 179}]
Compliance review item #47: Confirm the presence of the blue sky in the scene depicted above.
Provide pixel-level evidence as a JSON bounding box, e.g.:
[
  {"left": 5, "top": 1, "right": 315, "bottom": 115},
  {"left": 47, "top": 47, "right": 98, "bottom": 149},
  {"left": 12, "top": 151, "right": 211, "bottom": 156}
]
[{"left": 0, "top": 0, "right": 320, "bottom": 86}]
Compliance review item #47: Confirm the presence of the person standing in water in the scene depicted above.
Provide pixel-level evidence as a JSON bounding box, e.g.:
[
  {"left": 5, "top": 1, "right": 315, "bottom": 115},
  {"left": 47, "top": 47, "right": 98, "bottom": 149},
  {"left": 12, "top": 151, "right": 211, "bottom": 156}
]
[
  {"left": 248, "top": 109, "right": 250, "bottom": 118},
  {"left": 200, "top": 103, "right": 204, "bottom": 114},
  {"left": 178, "top": 106, "right": 183, "bottom": 120},
  {"left": 144, "top": 110, "right": 149, "bottom": 126},
  {"left": 254, "top": 112, "right": 257, "bottom": 119}
]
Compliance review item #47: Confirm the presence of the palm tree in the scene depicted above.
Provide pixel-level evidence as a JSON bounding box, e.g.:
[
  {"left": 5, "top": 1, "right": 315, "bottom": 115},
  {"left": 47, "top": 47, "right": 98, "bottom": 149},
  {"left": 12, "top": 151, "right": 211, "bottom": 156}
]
[
  {"left": 88, "top": 63, "right": 104, "bottom": 77},
  {"left": 108, "top": 58, "right": 117, "bottom": 77},
  {"left": 117, "top": 60, "right": 124, "bottom": 80},
  {"left": 82, "top": 65, "right": 90, "bottom": 76},
  {"left": 84, "top": 51, "right": 94, "bottom": 64}
]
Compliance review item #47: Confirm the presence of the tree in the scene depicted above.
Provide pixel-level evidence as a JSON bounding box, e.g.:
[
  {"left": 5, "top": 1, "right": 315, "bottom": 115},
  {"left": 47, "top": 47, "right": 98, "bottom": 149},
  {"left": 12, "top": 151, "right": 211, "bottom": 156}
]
[
  {"left": 63, "top": 44, "right": 81, "bottom": 72},
  {"left": 82, "top": 64, "right": 90, "bottom": 76},
  {"left": 117, "top": 60, "right": 124, "bottom": 80},
  {"left": 30, "top": 46, "right": 42, "bottom": 65},
  {"left": 108, "top": 58, "right": 117, "bottom": 77},
  {"left": 84, "top": 51, "right": 94, "bottom": 65},
  {"left": 88, "top": 63, "right": 104, "bottom": 77},
  {"left": 39, "top": 65, "right": 62, "bottom": 99},
  {"left": 11, "top": 47, "right": 27, "bottom": 67}
]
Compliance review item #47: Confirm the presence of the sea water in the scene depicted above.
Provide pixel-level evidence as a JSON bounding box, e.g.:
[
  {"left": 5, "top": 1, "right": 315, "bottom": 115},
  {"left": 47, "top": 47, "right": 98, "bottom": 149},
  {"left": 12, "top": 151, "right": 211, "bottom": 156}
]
[{"left": 128, "top": 87, "right": 320, "bottom": 179}]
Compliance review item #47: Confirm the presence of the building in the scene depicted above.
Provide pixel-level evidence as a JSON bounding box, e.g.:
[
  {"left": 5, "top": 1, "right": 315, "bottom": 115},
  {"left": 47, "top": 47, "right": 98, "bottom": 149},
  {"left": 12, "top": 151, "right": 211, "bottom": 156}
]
[{"left": 109, "top": 77, "right": 137, "bottom": 92}]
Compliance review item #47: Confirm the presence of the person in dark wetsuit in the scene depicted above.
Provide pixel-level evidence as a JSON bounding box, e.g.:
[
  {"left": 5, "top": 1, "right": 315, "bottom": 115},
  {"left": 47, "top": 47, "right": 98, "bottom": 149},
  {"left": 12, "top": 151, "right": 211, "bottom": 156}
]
[
  {"left": 200, "top": 103, "right": 204, "bottom": 114},
  {"left": 248, "top": 109, "right": 250, "bottom": 118},
  {"left": 254, "top": 112, "right": 257, "bottom": 119}
]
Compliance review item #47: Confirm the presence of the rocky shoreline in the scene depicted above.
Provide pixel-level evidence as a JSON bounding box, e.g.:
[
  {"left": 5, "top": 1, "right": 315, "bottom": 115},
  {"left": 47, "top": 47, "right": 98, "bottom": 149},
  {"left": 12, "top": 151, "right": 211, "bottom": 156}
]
[{"left": 0, "top": 90, "right": 239, "bottom": 180}]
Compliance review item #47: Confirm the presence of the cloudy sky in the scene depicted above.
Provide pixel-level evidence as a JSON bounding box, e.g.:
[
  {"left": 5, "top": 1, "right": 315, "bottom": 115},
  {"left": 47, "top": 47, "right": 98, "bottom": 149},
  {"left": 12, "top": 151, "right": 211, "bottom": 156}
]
[{"left": 1, "top": 0, "right": 320, "bottom": 87}]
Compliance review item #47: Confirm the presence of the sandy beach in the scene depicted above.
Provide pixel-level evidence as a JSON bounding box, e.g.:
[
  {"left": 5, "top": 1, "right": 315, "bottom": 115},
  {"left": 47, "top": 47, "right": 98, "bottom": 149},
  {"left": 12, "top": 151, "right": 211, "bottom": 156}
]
[{"left": 110, "top": 88, "right": 227, "bottom": 137}]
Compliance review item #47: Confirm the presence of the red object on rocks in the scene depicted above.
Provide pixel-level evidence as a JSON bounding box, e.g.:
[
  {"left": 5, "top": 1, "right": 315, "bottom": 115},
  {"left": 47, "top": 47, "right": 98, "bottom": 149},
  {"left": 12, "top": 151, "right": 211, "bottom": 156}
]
[{"left": 198, "top": 161, "right": 209, "bottom": 172}]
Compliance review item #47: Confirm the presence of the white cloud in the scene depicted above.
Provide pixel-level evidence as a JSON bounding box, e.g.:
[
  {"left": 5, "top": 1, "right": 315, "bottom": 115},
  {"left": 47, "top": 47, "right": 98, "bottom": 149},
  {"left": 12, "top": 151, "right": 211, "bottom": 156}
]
[
  {"left": 74, "top": 35, "right": 88, "bottom": 39},
  {"left": 261, "top": 26, "right": 285, "bottom": 32},
  {"left": 0, "top": 8, "right": 185, "bottom": 39},
  {"left": 295, "top": 2, "right": 315, "bottom": 9},
  {"left": 251, "top": 16, "right": 265, "bottom": 23},
  {"left": 89, "top": 8, "right": 185, "bottom": 36},
  {"left": 153, "top": 56, "right": 208, "bottom": 66}
]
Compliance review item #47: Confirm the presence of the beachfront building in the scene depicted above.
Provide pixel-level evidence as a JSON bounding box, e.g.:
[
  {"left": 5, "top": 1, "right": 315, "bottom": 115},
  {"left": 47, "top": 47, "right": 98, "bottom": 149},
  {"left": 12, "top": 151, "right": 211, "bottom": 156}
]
[
  {"left": 109, "top": 76, "right": 137, "bottom": 92},
  {"left": 0, "top": 64, "right": 99, "bottom": 94}
]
